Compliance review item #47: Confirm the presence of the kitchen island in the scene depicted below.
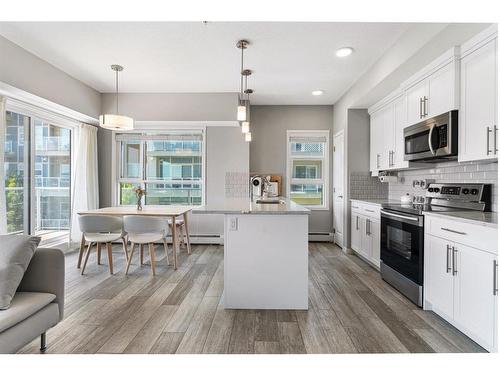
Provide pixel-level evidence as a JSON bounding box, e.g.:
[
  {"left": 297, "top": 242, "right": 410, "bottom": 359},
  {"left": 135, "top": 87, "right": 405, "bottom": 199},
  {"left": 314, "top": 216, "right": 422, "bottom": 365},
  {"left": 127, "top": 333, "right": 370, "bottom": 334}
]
[{"left": 193, "top": 198, "right": 310, "bottom": 310}]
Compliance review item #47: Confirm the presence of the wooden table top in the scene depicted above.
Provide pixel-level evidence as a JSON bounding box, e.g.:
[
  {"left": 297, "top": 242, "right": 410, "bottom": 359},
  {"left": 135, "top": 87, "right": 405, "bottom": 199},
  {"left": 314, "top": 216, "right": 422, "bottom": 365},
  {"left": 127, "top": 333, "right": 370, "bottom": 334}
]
[{"left": 78, "top": 206, "right": 197, "bottom": 217}]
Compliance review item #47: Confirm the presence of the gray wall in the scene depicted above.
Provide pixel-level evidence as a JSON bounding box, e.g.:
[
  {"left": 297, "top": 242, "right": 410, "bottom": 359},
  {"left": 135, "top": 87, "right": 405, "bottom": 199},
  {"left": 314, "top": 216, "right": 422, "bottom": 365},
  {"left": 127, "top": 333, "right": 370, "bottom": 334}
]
[
  {"left": 0, "top": 35, "right": 101, "bottom": 119},
  {"left": 101, "top": 92, "right": 238, "bottom": 121},
  {"left": 250, "top": 105, "right": 334, "bottom": 233}
]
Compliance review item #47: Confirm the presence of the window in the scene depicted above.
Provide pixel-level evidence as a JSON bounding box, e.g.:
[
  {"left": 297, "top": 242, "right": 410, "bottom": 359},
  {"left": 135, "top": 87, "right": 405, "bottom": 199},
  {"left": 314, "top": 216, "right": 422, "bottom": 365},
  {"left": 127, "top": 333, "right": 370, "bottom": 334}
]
[
  {"left": 116, "top": 132, "right": 204, "bottom": 206},
  {"left": 287, "top": 130, "right": 329, "bottom": 209}
]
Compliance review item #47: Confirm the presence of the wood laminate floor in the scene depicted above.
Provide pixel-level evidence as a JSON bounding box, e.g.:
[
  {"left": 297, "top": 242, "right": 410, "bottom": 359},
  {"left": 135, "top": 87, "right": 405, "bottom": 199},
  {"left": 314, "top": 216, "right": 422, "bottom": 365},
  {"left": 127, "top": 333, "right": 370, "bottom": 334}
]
[{"left": 19, "top": 243, "right": 487, "bottom": 354}]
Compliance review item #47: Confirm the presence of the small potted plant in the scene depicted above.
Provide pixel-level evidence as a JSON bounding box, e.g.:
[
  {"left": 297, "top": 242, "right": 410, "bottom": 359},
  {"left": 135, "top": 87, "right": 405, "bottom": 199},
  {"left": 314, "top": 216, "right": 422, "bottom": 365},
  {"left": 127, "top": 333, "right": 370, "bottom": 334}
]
[{"left": 133, "top": 186, "right": 146, "bottom": 211}]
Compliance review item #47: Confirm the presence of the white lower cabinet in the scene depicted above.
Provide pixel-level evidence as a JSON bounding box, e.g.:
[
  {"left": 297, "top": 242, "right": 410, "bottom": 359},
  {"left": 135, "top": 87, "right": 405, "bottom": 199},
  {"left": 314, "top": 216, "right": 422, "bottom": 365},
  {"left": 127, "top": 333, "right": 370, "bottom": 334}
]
[
  {"left": 424, "top": 216, "right": 498, "bottom": 352},
  {"left": 351, "top": 202, "right": 380, "bottom": 268}
]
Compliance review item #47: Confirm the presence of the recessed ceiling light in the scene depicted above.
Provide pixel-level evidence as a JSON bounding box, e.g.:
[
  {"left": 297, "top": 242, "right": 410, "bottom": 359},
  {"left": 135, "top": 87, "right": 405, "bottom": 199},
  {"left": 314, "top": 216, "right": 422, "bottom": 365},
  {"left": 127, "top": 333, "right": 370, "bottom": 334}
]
[
  {"left": 312, "top": 90, "right": 324, "bottom": 96},
  {"left": 336, "top": 47, "right": 354, "bottom": 57}
]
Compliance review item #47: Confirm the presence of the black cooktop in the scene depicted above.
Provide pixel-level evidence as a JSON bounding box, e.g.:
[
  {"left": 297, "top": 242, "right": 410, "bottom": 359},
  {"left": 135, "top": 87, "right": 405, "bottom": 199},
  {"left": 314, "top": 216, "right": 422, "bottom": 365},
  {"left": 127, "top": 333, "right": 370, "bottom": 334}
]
[{"left": 382, "top": 203, "right": 463, "bottom": 216}]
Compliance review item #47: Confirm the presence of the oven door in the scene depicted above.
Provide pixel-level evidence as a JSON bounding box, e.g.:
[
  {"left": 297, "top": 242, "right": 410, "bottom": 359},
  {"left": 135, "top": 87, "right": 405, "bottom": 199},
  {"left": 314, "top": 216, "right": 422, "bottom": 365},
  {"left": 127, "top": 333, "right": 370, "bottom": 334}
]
[{"left": 380, "top": 210, "right": 424, "bottom": 285}]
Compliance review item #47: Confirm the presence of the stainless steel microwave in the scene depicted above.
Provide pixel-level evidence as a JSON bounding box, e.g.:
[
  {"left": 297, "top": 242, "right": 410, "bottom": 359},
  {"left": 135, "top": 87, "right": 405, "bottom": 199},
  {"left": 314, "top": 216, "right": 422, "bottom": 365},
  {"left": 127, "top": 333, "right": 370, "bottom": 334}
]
[{"left": 403, "top": 110, "right": 458, "bottom": 162}]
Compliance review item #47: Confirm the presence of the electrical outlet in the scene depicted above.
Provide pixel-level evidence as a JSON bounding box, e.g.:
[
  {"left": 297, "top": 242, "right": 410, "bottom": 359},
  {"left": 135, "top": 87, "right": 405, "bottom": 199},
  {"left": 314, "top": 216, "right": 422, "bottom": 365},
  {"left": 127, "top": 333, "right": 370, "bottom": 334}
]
[{"left": 229, "top": 217, "right": 238, "bottom": 231}]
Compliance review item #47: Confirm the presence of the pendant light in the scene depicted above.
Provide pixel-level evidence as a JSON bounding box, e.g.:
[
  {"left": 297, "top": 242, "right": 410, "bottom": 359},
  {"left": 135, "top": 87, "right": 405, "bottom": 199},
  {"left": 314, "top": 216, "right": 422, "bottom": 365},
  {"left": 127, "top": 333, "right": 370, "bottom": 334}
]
[
  {"left": 241, "top": 71, "right": 252, "bottom": 134},
  {"left": 99, "top": 64, "right": 134, "bottom": 131},
  {"left": 236, "top": 40, "right": 249, "bottom": 121}
]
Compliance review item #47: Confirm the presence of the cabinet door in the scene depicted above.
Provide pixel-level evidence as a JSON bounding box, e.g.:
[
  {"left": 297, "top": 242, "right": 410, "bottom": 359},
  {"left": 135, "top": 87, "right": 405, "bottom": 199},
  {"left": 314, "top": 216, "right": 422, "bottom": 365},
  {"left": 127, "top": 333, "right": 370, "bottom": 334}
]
[
  {"left": 366, "top": 219, "right": 380, "bottom": 267},
  {"left": 350, "top": 212, "right": 362, "bottom": 252},
  {"left": 393, "top": 95, "right": 409, "bottom": 169},
  {"left": 427, "top": 61, "right": 458, "bottom": 118},
  {"left": 406, "top": 79, "right": 428, "bottom": 126},
  {"left": 425, "top": 235, "right": 454, "bottom": 320},
  {"left": 454, "top": 244, "right": 497, "bottom": 351},
  {"left": 370, "top": 110, "right": 383, "bottom": 172},
  {"left": 459, "top": 38, "right": 498, "bottom": 162},
  {"left": 381, "top": 104, "right": 394, "bottom": 170}
]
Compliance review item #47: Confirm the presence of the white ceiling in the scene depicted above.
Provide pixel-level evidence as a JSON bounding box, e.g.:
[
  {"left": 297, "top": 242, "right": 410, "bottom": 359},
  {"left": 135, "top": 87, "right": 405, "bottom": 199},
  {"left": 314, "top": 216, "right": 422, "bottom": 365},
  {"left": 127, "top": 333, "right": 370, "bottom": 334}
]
[{"left": 0, "top": 22, "right": 411, "bottom": 105}]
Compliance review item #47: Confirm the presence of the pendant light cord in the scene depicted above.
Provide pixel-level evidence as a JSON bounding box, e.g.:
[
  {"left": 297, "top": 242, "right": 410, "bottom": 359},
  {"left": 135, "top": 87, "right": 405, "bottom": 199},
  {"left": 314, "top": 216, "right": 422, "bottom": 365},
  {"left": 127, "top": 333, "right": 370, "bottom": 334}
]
[
  {"left": 240, "top": 45, "right": 244, "bottom": 102},
  {"left": 115, "top": 68, "right": 119, "bottom": 115}
]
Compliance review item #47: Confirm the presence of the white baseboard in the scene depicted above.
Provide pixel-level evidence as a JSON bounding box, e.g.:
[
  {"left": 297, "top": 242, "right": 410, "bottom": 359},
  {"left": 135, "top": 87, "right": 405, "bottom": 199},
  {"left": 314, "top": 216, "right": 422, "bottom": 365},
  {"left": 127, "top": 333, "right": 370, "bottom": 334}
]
[{"left": 308, "top": 232, "right": 334, "bottom": 242}]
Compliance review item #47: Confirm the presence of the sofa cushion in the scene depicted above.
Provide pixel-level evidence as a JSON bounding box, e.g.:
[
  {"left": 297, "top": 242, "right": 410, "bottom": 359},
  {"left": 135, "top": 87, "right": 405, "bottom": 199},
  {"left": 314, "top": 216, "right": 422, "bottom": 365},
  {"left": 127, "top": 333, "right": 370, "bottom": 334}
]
[
  {"left": 0, "top": 292, "right": 56, "bottom": 333},
  {"left": 0, "top": 235, "right": 41, "bottom": 309}
]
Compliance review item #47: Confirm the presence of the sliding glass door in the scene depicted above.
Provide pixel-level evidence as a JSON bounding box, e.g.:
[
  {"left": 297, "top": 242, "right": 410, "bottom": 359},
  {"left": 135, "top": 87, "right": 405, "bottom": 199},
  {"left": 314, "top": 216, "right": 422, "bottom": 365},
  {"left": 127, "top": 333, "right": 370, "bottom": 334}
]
[
  {"left": 32, "top": 119, "right": 71, "bottom": 237},
  {"left": 2, "top": 109, "right": 72, "bottom": 245},
  {"left": 4, "top": 111, "right": 30, "bottom": 234}
]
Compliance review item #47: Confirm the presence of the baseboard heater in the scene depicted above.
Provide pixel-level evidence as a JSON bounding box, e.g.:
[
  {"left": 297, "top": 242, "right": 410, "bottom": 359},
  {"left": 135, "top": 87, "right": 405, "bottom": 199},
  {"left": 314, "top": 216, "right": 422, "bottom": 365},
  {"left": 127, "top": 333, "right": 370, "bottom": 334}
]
[{"left": 308, "top": 232, "right": 334, "bottom": 242}]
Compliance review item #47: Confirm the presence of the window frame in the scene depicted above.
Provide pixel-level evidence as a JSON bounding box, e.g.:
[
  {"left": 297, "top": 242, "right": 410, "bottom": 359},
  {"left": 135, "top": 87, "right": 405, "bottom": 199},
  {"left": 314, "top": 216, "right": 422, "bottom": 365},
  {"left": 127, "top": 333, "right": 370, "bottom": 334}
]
[
  {"left": 286, "top": 130, "right": 329, "bottom": 210},
  {"left": 113, "top": 129, "right": 206, "bottom": 207}
]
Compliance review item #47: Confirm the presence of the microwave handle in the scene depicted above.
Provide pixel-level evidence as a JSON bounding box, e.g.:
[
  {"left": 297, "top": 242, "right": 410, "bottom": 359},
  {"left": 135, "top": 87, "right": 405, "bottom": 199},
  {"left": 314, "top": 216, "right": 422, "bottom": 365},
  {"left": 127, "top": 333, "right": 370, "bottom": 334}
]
[{"left": 428, "top": 123, "right": 436, "bottom": 156}]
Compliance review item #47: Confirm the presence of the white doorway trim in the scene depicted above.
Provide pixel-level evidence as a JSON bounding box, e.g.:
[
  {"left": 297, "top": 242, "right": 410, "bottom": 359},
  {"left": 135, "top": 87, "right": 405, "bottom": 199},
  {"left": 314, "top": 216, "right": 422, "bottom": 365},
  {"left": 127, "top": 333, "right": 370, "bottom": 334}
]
[{"left": 333, "top": 130, "right": 345, "bottom": 248}]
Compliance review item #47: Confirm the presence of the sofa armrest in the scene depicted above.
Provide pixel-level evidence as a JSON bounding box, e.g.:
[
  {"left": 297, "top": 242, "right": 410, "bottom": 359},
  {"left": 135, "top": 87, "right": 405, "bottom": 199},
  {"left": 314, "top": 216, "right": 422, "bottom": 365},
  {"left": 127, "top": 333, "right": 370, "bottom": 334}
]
[{"left": 17, "top": 248, "right": 65, "bottom": 321}]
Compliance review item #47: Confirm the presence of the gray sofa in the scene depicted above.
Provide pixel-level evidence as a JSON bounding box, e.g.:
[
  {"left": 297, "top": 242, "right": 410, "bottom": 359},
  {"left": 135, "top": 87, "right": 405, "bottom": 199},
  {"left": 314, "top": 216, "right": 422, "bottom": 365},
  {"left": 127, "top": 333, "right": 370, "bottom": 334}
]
[{"left": 0, "top": 248, "right": 65, "bottom": 354}]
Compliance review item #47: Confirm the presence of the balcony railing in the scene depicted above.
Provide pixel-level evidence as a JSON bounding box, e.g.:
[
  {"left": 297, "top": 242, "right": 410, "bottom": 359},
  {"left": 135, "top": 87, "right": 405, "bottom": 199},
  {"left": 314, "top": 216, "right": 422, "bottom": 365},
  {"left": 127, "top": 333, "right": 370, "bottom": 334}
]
[
  {"left": 35, "top": 176, "right": 70, "bottom": 188},
  {"left": 35, "top": 136, "right": 70, "bottom": 152}
]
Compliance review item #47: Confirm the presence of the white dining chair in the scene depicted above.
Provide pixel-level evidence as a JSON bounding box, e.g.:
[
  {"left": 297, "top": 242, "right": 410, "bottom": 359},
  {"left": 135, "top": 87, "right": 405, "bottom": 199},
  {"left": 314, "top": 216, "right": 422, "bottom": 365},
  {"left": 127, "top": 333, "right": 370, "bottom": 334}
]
[
  {"left": 78, "top": 215, "right": 128, "bottom": 275},
  {"left": 123, "top": 215, "right": 170, "bottom": 276}
]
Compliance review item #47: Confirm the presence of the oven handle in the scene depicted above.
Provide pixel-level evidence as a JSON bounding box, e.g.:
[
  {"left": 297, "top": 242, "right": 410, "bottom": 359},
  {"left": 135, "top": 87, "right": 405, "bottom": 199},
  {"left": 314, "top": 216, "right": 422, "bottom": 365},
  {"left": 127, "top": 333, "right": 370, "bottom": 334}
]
[
  {"left": 428, "top": 123, "right": 436, "bottom": 156},
  {"left": 381, "top": 210, "right": 419, "bottom": 222}
]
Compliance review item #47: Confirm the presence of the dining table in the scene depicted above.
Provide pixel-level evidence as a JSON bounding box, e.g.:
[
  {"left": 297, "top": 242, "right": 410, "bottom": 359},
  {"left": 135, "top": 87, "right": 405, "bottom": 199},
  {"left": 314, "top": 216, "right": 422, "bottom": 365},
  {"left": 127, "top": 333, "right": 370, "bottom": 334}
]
[{"left": 77, "top": 205, "right": 197, "bottom": 270}]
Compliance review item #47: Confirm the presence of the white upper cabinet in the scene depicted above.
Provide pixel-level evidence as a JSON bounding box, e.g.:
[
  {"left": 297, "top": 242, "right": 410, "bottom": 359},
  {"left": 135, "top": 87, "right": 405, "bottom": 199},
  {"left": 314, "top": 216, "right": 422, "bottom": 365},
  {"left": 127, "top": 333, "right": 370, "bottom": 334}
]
[
  {"left": 404, "top": 47, "right": 460, "bottom": 127},
  {"left": 406, "top": 79, "right": 428, "bottom": 126},
  {"left": 392, "top": 95, "right": 409, "bottom": 170},
  {"left": 459, "top": 28, "right": 498, "bottom": 162},
  {"left": 369, "top": 93, "right": 404, "bottom": 172}
]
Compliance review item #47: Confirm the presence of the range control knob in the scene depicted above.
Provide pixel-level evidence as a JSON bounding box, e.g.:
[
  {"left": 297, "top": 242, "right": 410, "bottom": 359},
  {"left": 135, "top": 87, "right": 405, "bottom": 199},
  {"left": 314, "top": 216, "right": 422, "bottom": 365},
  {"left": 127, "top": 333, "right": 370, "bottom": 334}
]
[
  {"left": 471, "top": 189, "right": 479, "bottom": 195},
  {"left": 427, "top": 188, "right": 434, "bottom": 193},
  {"left": 433, "top": 187, "right": 440, "bottom": 193},
  {"left": 462, "top": 188, "right": 470, "bottom": 195}
]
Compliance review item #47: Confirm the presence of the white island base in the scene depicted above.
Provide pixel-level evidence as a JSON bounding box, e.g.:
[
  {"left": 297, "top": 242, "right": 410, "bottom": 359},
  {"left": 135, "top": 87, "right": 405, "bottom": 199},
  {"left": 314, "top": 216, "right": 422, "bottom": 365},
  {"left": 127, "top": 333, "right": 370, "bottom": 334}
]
[{"left": 223, "top": 213, "right": 308, "bottom": 310}]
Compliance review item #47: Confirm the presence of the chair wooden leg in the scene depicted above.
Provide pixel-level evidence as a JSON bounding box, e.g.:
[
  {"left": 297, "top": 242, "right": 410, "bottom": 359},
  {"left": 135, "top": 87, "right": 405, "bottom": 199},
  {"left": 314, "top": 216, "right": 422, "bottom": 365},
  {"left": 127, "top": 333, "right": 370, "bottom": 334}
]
[
  {"left": 180, "top": 225, "right": 185, "bottom": 246},
  {"left": 140, "top": 244, "right": 144, "bottom": 265},
  {"left": 148, "top": 243, "right": 156, "bottom": 276},
  {"left": 97, "top": 242, "right": 102, "bottom": 265},
  {"left": 125, "top": 243, "right": 136, "bottom": 275},
  {"left": 77, "top": 234, "right": 86, "bottom": 269},
  {"left": 183, "top": 212, "right": 192, "bottom": 255},
  {"left": 107, "top": 242, "right": 113, "bottom": 275},
  {"left": 122, "top": 237, "right": 129, "bottom": 261},
  {"left": 163, "top": 239, "right": 170, "bottom": 266},
  {"left": 81, "top": 242, "right": 94, "bottom": 275}
]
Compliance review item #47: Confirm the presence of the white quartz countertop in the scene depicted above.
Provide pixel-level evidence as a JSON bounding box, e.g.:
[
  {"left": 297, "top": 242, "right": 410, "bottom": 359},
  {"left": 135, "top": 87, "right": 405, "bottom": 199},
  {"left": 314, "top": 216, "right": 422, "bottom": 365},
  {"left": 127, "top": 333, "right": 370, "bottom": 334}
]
[
  {"left": 192, "top": 197, "right": 310, "bottom": 215},
  {"left": 350, "top": 198, "right": 400, "bottom": 206},
  {"left": 423, "top": 211, "right": 498, "bottom": 228}
]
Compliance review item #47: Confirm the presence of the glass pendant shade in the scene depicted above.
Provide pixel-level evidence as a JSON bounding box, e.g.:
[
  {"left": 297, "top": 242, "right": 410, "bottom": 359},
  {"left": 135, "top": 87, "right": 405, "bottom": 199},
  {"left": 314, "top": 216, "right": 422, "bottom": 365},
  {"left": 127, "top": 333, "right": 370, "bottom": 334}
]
[
  {"left": 241, "top": 121, "right": 250, "bottom": 134},
  {"left": 99, "top": 114, "right": 134, "bottom": 131},
  {"left": 237, "top": 104, "right": 247, "bottom": 121},
  {"left": 245, "top": 132, "right": 252, "bottom": 142}
]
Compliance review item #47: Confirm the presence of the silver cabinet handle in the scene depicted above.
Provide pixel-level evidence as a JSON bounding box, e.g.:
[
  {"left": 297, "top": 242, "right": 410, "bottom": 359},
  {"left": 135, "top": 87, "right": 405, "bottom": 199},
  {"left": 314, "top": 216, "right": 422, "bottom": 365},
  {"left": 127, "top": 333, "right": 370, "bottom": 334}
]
[
  {"left": 452, "top": 246, "right": 458, "bottom": 276},
  {"left": 487, "top": 126, "right": 492, "bottom": 155},
  {"left": 352, "top": 206, "right": 359, "bottom": 209},
  {"left": 419, "top": 97, "right": 424, "bottom": 119},
  {"left": 446, "top": 244, "right": 452, "bottom": 273},
  {"left": 423, "top": 96, "right": 428, "bottom": 117},
  {"left": 494, "top": 125, "right": 498, "bottom": 154},
  {"left": 494, "top": 260, "right": 498, "bottom": 296},
  {"left": 441, "top": 227, "right": 466, "bottom": 235},
  {"left": 376, "top": 154, "right": 380, "bottom": 169},
  {"left": 356, "top": 215, "right": 359, "bottom": 230},
  {"left": 366, "top": 219, "right": 371, "bottom": 235},
  {"left": 365, "top": 209, "right": 375, "bottom": 213}
]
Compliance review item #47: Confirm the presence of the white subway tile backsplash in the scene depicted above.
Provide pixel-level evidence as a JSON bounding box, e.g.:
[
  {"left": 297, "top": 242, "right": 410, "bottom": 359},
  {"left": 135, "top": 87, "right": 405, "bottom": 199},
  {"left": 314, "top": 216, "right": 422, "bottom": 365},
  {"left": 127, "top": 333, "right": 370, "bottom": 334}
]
[
  {"left": 225, "top": 172, "right": 249, "bottom": 198},
  {"left": 387, "top": 160, "right": 498, "bottom": 212}
]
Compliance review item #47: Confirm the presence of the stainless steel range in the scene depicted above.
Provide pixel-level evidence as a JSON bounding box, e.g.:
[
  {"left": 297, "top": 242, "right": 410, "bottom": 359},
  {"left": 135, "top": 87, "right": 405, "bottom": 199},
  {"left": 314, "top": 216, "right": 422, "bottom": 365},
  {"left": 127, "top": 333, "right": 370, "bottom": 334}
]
[{"left": 380, "top": 183, "right": 491, "bottom": 307}]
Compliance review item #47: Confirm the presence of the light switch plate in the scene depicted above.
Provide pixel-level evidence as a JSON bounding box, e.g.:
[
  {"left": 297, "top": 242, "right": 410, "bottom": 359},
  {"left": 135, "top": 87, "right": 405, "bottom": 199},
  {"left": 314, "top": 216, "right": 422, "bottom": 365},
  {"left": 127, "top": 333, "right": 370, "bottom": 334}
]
[{"left": 229, "top": 217, "right": 238, "bottom": 231}]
